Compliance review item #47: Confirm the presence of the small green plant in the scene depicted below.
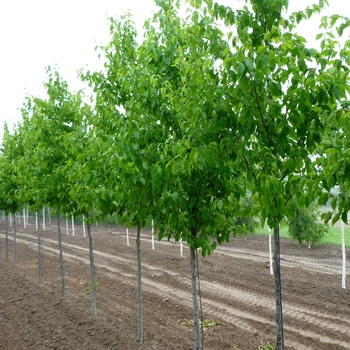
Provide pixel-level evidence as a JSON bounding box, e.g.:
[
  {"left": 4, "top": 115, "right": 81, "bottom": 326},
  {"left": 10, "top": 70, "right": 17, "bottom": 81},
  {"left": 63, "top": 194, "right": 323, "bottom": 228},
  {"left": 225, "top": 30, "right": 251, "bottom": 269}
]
[
  {"left": 88, "top": 279, "right": 99, "bottom": 292},
  {"left": 181, "top": 319, "right": 224, "bottom": 332},
  {"left": 81, "top": 279, "right": 99, "bottom": 292},
  {"left": 258, "top": 342, "right": 275, "bottom": 350}
]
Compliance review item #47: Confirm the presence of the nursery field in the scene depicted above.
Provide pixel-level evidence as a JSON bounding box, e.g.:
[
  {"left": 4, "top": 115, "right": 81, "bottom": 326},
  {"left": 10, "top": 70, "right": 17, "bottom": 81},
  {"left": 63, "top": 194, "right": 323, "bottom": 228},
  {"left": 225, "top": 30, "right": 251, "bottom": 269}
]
[{"left": 0, "top": 219, "right": 350, "bottom": 349}]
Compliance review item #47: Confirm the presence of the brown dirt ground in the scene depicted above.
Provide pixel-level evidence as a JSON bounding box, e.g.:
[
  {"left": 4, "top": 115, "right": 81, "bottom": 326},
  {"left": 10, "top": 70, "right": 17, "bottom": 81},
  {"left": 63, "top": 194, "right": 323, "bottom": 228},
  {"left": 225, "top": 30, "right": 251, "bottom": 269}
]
[{"left": 0, "top": 218, "right": 350, "bottom": 350}]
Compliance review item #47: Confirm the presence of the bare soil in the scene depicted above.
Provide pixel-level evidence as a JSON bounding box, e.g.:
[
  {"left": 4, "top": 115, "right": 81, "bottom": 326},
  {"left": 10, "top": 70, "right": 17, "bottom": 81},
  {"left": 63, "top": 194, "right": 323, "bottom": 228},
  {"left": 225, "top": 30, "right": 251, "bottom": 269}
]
[{"left": 0, "top": 218, "right": 350, "bottom": 349}]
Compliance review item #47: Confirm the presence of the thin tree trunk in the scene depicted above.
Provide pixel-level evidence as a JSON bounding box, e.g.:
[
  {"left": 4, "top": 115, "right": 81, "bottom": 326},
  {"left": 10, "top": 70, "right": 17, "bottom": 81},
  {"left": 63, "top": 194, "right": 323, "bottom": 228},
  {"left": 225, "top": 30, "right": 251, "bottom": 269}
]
[
  {"left": 82, "top": 214, "right": 86, "bottom": 238},
  {"left": 268, "top": 227, "right": 273, "bottom": 275},
  {"left": 23, "top": 208, "right": 26, "bottom": 229},
  {"left": 5, "top": 215, "right": 8, "bottom": 261},
  {"left": 127, "top": 228, "right": 130, "bottom": 246},
  {"left": 136, "top": 224, "right": 143, "bottom": 342},
  {"left": 151, "top": 219, "right": 155, "bottom": 250},
  {"left": 273, "top": 222, "right": 284, "bottom": 350},
  {"left": 72, "top": 214, "right": 75, "bottom": 236},
  {"left": 58, "top": 213, "right": 65, "bottom": 296},
  {"left": 341, "top": 220, "right": 346, "bottom": 289},
  {"left": 43, "top": 207, "right": 46, "bottom": 231},
  {"left": 48, "top": 207, "right": 51, "bottom": 224},
  {"left": 13, "top": 213, "right": 17, "bottom": 267},
  {"left": 9, "top": 213, "right": 12, "bottom": 227},
  {"left": 38, "top": 215, "right": 42, "bottom": 284},
  {"left": 86, "top": 213, "right": 97, "bottom": 315},
  {"left": 190, "top": 238, "right": 200, "bottom": 350}
]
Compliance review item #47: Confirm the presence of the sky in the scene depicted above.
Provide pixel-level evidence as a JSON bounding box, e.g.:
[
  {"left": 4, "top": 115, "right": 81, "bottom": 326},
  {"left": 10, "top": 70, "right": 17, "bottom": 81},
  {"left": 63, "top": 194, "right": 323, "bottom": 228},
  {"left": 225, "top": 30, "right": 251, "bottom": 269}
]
[{"left": 0, "top": 0, "right": 349, "bottom": 143}]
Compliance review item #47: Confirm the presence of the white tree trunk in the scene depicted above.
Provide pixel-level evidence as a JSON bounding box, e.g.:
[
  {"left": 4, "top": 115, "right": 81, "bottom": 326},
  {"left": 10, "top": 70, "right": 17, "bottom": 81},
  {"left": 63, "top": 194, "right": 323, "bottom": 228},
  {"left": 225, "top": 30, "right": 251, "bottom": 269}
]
[
  {"left": 72, "top": 214, "right": 75, "bottom": 236},
  {"left": 126, "top": 228, "right": 130, "bottom": 246},
  {"left": 151, "top": 219, "right": 155, "bottom": 250},
  {"left": 35, "top": 212, "right": 38, "bottom": 230},
  {"left": 341, "top": 220, "right": 346, "bottom": 289},
  {"left": 23, "top": 208, "right": 26, "bottom": 229},
  {"left": 83, "top": 214, "right": 86, "bottom": 238},
  {"left": 13, "top": 214, "right": 17, "bottom": 267},
  {"left": 48, "top": 207, "right": 51, "bottom": 223},
  {"left": 43, "top": 207, "right": 46, "bottom": 231},
  {"left": 26, "top": 208, "right": 29, "bottom": 225},
  {"left": 268, "top": 227, "right": 273, "bottom": 275}
]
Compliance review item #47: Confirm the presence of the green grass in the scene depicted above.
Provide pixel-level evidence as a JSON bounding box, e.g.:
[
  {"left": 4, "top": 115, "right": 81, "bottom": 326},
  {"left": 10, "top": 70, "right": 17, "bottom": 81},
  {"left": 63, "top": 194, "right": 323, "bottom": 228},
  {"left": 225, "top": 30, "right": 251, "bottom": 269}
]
[{"left": 255, "top": 226, "right": 350, "bottom": 248}]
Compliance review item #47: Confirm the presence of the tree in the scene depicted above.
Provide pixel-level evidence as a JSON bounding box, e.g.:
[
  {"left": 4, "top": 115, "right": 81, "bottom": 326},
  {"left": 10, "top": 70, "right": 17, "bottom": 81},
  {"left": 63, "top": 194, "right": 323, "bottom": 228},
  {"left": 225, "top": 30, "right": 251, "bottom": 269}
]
[
  {"left": 84, "top": 6, "right": 247, "bottom": 348},
  {"left": 146, "top": 1, "right": 349, "bottom": 348},
  {"left": 0, "top": 123, "right": 25, "bottom": 267},
  {"left": 288, "top": 203, "right": 329, "bottom": 247},
  {"left": 20, "top": 67, "right": 90, "bottom": 296}
]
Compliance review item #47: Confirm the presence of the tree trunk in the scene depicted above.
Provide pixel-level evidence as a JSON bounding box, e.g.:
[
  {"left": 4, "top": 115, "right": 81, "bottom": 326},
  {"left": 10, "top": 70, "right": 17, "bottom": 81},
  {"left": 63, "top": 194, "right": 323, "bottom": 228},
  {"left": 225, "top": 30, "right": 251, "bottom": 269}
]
[
  {"left": 151, "top": 219, "right": 155, "bottom": 251},
  {"left": 38, "top": 214, "right": 42, "bottom": 283},
  {"left": 23, "top": 208, "right": 26, "bottom": 229},
  {"left": 273, "top": 222, "right": 284, "bottom": 349},
  {"left": 86, "top": 213, "right": 97, "bottom": 315},
  {"left": 13, "top": 214, "right": 17, "bottom": 267},
  {"left": 190, "top": 243, "right": 200, "bottom": 350},
  {"left": 341, "top": 220, "right": 346, "bottom": 289},
  {"left": 136, "top": 224, "right": 143, "bottom": 342},
  {"left": 268, "top": 227, "right": 273, "bottom": 275},
  {"left": 57, "top": 213, "right": 65, "bottom": 296},
  {"left": 72, "top": 214, "right": 75, "bottom": 236},
  {"left": 5, "top": 215, "right": 8, "bottom": 261},
  {"left": 82, "top": 214, "right": 86, "bottom": 238},
  {"left": 43, "top": 207, "right": 46, "bottom": 231}
]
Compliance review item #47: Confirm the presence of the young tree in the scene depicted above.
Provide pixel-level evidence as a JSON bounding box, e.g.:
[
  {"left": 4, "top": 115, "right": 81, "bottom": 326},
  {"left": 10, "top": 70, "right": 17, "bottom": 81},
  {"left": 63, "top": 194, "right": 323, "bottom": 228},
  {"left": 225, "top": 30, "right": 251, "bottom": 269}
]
[
  {"left": 84, "top": 6, "right": 247, "bottom": 348},
  {"left": 147, "top": 0, "right": 349, "bottom": 348},
  {"left": 0, "top": 123, "right": 25, "bottom": 267},
  {"left": 288, "top": 203, "right": 329, "bottom": 247},
  {"left": 20, "top": 67, "right": 89, "bottom": 295}
]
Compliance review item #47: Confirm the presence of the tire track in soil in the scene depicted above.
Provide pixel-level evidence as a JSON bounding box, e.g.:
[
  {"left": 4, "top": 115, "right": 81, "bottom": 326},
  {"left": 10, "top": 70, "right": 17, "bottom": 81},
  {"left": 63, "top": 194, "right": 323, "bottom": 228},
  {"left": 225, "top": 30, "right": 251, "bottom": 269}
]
[
  {"left": 5, "top": 231, "right": 350, "bottom": 349},
  {"left": 216, "top": 246, "right": 350, "bottom": 275}
]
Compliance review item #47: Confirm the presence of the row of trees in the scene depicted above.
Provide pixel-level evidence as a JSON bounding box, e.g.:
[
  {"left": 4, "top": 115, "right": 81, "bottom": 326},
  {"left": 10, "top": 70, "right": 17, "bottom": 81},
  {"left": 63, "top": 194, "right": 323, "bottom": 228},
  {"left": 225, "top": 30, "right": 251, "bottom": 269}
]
[{"left": 1, "top": 0, "right": 349, "bottom": 349}]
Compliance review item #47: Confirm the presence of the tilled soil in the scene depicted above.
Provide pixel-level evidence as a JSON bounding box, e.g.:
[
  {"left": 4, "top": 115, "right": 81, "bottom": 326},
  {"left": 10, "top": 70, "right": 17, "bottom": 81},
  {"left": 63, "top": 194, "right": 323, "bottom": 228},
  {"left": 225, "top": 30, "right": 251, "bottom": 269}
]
[{"left": 0, "top": 218, "right": 350, "bottom": 349}]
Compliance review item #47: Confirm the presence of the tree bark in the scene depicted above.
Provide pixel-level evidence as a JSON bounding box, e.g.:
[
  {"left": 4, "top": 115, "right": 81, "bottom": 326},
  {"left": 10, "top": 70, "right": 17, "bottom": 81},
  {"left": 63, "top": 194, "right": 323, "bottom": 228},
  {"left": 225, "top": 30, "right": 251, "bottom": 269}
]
[
  {"left": 190, "top": 243, "right": 200, "bottom": 350},
  {"left": 273, "top": 222, "right": 284, "bottom": 349},
  {"left": 341, "top": 220, "right": 346, "bottom": 289},
  {"left": 57, "top": 213, "right": 65, "bottom": 296},
  {"left": 38, "top": 214, "right": 42, "bottom": 283},
  {"left": 5, "top": 215, "right": 8, "bottom": 261},
  {"left": 13, "top": 214, "right": 17, "bottom": 267},
  {"left": 136, "top": 224, "right": 143, "bottom": 343},
  {"left": 86, "top": 213, "right": 97, "bottom": 315}
]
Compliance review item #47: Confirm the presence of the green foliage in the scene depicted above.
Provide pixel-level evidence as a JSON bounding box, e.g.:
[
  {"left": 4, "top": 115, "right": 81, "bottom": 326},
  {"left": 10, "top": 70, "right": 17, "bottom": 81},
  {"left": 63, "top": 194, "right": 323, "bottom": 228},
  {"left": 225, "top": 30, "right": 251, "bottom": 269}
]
[
  {"left": 288, "top": 203, "right": 329, "bottom": 247},
  {"left": 234, "top": 198, "right": 259, "bottom": 234},
  {"left": 180, "top": 319, "right": 224, "bottom": 332},
  {"left": 0, "top": 122, "right": 24, "bottom": 214},
  {"left": 258, "top": 342, "right": 275, "bottom": 350}
]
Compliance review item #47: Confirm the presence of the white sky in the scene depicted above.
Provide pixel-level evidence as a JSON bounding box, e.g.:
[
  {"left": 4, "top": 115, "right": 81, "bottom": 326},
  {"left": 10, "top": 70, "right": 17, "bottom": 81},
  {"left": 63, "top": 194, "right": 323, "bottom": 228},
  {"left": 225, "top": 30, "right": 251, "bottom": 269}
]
[{"left": 0, "top": 0, "right": 349, "bottom": 143}]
